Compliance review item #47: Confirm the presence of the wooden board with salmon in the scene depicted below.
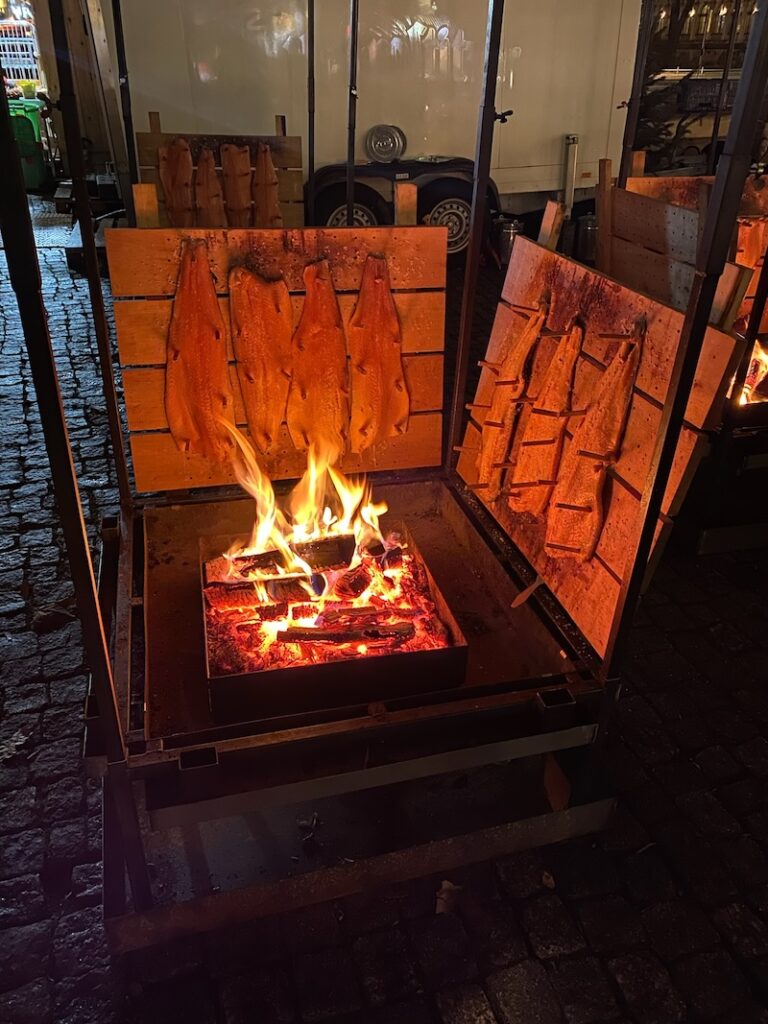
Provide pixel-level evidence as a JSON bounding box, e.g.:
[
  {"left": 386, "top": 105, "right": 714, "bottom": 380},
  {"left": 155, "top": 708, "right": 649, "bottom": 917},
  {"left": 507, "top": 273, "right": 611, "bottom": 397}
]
[{"left": 457, "top": 236, "right": 741, "bottom": 660}]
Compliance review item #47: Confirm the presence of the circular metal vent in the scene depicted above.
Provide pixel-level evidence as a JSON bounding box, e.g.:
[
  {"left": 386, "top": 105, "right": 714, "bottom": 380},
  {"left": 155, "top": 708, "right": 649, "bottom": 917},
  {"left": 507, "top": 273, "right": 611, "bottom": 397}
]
[{"left": 364, "top": 124, "right": 406, "bottom": 163}]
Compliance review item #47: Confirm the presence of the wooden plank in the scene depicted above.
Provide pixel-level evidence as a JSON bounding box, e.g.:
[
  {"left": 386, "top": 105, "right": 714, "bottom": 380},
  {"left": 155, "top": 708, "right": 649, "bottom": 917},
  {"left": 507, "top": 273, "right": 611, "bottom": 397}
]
[
  {"left": 142, "top": 165, "right": 305, "bottom": 203},
  {"left": 596, "top": 159, "right": 612, "bottom": 274},
  {"left": 122, "top": 354, "right": 443, "bottom": 431},
  {"left": 394, "top": 183, "right": 418, "bottom": 226},
  {"left": 275, "top": 114, "right": 287, "bottom": 137},
  {"left": 630, "top": 151, "right": 646, "bottom": 176},
  {"left": 132, "top": 184, "right": 160, "bottom": 228},
  {"left": 537, "top": 200, "right": 566, "bottom": 251},
  {"left": 136, "top": 132, "right": 302, "bottom": 170},
  {"left": 130, "top": 412, "right": 443, "bottom": 492},
  {"left": 114, "top": 291, "right": 446, "bottom": 365},
  {"left": 713, "top": 262, "right": 752, "bottom": 330},
  {"left": 105, "top": 228, "right": 447, "bottom": 296},
  {"left": 611, "top": 188, "right": 699, "bottom": 263},
  {"left": 626, "top": 175, "right": 716, "bottom": 208},
  {"left": 610, "top": 235, "right": 694, "bottom": 309}
]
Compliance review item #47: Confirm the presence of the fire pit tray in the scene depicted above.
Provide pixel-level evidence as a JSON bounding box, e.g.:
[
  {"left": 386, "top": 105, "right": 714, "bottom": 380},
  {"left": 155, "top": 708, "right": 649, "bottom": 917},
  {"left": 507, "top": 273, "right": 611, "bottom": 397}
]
[{"left": 201, "top": 529, "right": 468, "bottom": 722}]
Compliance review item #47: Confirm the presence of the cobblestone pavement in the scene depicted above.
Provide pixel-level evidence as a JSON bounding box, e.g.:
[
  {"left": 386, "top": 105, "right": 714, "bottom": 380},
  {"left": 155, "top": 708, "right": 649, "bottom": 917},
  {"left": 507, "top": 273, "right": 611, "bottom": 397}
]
[{"left": 2, "top": 200, "right": 768, "bottom": 1023}]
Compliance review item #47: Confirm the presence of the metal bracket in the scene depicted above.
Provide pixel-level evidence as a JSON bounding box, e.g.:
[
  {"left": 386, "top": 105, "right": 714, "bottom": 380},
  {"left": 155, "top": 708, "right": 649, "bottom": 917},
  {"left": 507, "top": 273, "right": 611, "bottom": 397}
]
[{"left": 494, "top": 108, "right": 514, "bottom": 124}]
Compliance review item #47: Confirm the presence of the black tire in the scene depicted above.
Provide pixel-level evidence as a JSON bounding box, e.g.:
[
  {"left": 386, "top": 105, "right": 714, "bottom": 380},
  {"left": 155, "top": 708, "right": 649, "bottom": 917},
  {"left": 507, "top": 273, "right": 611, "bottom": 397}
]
[
  {"left": 418, "top": 179, "right": 475, "bottom": 258},
  {"left": 313, "top": 183, "right": 392, "bottom": 228}
]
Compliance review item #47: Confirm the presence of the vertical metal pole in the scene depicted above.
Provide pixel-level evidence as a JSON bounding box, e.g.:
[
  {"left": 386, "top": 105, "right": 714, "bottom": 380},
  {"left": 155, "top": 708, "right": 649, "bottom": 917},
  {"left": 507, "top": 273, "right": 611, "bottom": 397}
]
[
  {"left": 111, "top": 0, "right": 140, "bottom": 188},
  {"left": 607, "top": 3, "right": 768, "bottom": 677},
  {"left": 346, "top": 0, "right": 360, "bottom": 225},
  {"left": 48, "top": 0, "right": 133, "bottom": 511},
  {"left": 0, "top": 65, "right": 152, "bottom": 910},
  {"left": 618, "top": 0, "right": 655, "bottom": 188},
  {"left": 307, "top": 0, "right": 316, "bottom": 224},
  {"left": 708, "top": 0, "right": 743, "bottom": 174},
  {"left": 447, "top": 0, "right": 506, "bottom": 464}
]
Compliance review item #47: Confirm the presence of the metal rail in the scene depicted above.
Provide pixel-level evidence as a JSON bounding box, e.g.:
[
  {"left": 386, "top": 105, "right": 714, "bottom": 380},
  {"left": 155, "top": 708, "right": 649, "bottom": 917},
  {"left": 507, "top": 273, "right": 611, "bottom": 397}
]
[
  {"left": 0, "top": 56, "right": 152, "bottom": 910},
  {"left": 618, "top": 0, "right": 655, "bottom": 187},
  {"left": 607, "top": 3, "right": 768, "bottom": 677},
  {"left": 49, "top": 0, "right": 133, "bottom": 511},
  {"left": 307, "top": 0, "right": 316, "bottom": 224},
  {"left": 708, "top": 0, "right": 744, "bottom": 175},
  {"left": 346, "top": 0, "right": 360, "bottom": 225},
  {"left": 111, "top": 0, "right": 140, "bottom": 190},
  {"left": 447, "top": 0, "right": 506, "bottom": 463}
]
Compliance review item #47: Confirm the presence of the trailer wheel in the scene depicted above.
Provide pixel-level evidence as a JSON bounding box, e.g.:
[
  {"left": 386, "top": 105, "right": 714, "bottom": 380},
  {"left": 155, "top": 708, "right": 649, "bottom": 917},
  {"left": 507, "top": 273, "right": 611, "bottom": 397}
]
[
  {"left": 418, "top": 181, "right": 474, "bottom": 256},
  {"left": 314, "top": 183, "right": 391, "bottom": 228}
]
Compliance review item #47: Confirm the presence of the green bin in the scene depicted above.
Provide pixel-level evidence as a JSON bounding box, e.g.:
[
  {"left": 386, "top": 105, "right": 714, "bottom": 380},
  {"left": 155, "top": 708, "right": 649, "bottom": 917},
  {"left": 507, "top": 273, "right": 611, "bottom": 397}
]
[{"left": 8, "top": 98, "right": 47, "bottom": 190}]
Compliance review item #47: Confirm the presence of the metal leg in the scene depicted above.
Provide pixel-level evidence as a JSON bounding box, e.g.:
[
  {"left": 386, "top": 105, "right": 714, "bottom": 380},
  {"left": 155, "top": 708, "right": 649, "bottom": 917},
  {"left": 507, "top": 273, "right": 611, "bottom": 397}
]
[
  {"left": 48, "top": 0, "right": 133, "bottom": 512},
  {"left": 0, "top": 55, "right": 153, "bottom": 912},
  {"left": 307, "top": 0, "right": 316, "bottom": 224},
  {"left": 618, "top": 0, "right": 654, "bottom": 187},
  {"left": 607, "top": 6, "right": 768, "bottom": 676},
  {"left": 708, "top": 0, "right": 743, "bottom": 175},
  {"left": 346, "top": 0, "right": 360, "bottom": 226},
  {"left": 111, "top": 0, "right": 140, "bottom": 189},
  {"left": 447, "top": 0, "right": 506, "bottom": 464}
]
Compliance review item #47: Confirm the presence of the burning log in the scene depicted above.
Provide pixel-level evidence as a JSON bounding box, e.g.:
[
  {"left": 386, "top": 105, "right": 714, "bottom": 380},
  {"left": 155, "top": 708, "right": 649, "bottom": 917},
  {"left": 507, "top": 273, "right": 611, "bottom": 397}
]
[
  {"left": 204, "top": 534, "right": 356, "bottom": 585},
  {"left": 265, "top": 575, "right": 325, "bottom": 603},
  {"left": 276, "top": 621, "right": 415, "bottom": 644},
  {"left": 334, "top": 563, "right": 373, "bottom": 598},
  {"left": 205, "top": 582, "right": 264, "bottom": 611}
]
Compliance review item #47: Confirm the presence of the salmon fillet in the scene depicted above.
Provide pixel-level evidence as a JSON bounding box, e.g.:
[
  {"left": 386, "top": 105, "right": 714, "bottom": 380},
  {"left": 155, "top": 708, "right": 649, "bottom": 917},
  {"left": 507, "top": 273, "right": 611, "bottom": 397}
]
[
  {"left": 507, "top": 321, "right": 583, "bottom": 518},
  {"left": 229, "top": 267, "right": 293, "bottom": 453},
  {"left": 348, "top": 255, "right": 409, "bottom": 454},
  {"left": 287, "top": 260, "right": 349, "bottom": 460},
  {"left": 195, "top": 147, "right": 227, "bottom": 228},
  {"left": 165, "top": 239, "right": 235, "bottom": 462},
  {"left": 158, "top": 137, "right": 194, "bottom": 227},
  {"left": 252, "top": 143, "right": 283, "bottom": 228},
  {"left": 221, "top": 144, "right": 252, "bottom": 227},
  {"left": 476, "top": 307, "right": 546, "bottom": 501},
  {"left": 545, "top": 337, "right": 640, "bottom": 561}
]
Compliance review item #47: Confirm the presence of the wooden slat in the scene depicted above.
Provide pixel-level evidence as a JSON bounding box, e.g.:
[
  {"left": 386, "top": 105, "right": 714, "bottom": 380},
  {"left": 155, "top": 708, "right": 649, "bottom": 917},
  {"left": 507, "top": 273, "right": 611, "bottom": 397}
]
[
  {"left": 132, "top": 184, "right": 160, "bottom": 228},
  {"left": 626, "top": 175, "right": 716, "bottom": 208},
  {"left": 611, "top": 188, "right": 699, "bottom": 263},
  {"left": 114, "top": 291, "right": 446, "bottom": 366},
  {"left": 610, "top": 235, "right": 694, "bottom": 310},
  {"left": 130, "top": 412, "right": 442, "bottom": 493},
  {"left": 136, "top": 132, "right": 302, "bottom": 170},
  {"left": 106, "top": 228, "right": 448, "bottom": 296},
  {"left": 122, "top": 354, "right": 442, "bottom": 432},
  {"left": 537, "top": 200, "right": 566, "bottom": 251},
  {"left": 395, "top": 183, "right": 418, "bottom": 226}
]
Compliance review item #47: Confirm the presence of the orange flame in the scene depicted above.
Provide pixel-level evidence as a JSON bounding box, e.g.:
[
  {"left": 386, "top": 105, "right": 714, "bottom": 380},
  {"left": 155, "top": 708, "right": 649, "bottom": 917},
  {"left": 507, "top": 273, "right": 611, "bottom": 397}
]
[{"left": 740, "top": 343, "right": 768, "bottom": 405}]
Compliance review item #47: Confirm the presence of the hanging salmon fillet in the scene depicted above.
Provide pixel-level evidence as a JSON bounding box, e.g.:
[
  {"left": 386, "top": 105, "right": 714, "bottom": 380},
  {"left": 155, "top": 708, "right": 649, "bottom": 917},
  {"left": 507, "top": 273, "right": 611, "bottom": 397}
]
[
  {"left": 475, "top": 304, "right": 547, "bottom": 501},
  {"left": 348, "top": 255, "right": 410, "bottom": 454},
  {"left": 165, "top": 239, "right": 235, "bottom": 462},
  {"left": 252, "top": 143, "right": 283, "bottom": 228},
  {"left": 506, "top": 321, "right": 584, "bottom": 518},
  {"left": 195, "top": 147, "right": 227, "bottom": 228},
  {"left": 221, "top": 144, "right": 252, "bottom": 227},
  {"left": 287, "top": 260, "right": 349, "bottom": 460},
  {"left": 545, "top": 329, "right": 641, "bottom": 561},
  {"left": 158, "top": 137, "right": 194, "bottom": 227},
  {"left": 229, "top": 267, "right": 293, "bottom": 454}
]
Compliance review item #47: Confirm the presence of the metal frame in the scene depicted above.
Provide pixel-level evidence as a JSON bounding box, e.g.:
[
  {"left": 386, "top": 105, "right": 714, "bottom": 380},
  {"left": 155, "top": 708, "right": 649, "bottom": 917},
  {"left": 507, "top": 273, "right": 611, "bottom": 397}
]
[
  {"left": 618, "top": 0, "right": 654, "bottom": 188},
  {"left": 708, "top": 0, "right": 744, "bottom": 175},
  {"left": 346, "top": 0, "right": 360, "bottom": 226},
  {"left": 5, "top": 0, "right": 768, "bottom": 933}
]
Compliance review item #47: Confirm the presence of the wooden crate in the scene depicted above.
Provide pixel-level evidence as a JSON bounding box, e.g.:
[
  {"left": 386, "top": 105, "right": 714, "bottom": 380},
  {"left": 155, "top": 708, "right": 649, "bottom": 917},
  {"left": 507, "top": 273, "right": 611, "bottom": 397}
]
[
  {"left": 105, "top": 226, "right": 448, "bottom": 493},
  {"left": 457, "top": 236, "right": 742, "bottom": 661},
  {"left": 596, "top": 161, "right": 751, "bottom": 329},
  {"left": 134, "top": 111, "right": 304, "bottom": 228}
]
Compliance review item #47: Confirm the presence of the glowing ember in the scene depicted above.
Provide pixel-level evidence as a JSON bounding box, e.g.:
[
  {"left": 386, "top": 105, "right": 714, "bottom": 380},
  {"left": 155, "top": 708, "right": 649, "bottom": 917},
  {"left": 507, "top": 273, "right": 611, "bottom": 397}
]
[
  {"left": 739, "top": 342, "right": 768, "bottom": 405},
  {"left": 203, "top": 424, "right": 454, "bottom": 679}
]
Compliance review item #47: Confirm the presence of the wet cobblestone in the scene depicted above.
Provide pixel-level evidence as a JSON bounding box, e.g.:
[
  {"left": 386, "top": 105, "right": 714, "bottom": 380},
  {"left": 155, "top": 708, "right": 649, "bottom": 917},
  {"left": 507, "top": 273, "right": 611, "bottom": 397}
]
[{"left": 2, "top": 201, "right": 768, "bottom": 1021}]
